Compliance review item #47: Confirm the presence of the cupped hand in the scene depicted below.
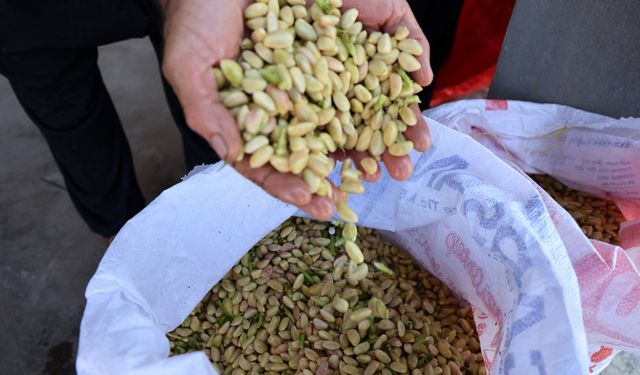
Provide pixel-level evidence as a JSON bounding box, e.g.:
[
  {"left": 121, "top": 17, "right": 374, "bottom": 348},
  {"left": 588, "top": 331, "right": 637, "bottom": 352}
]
[
  {"left": 161, "top": 0, "right": 432, "bottom": 220},
  {"left": 342, "top": 0, "right": 433, "bottom": 181},
  {"left": 162, "top": 0, "right": 247, "bottom": 162},
  {"left": 162, "top": 0, "right": 340, "bottom": 219}
]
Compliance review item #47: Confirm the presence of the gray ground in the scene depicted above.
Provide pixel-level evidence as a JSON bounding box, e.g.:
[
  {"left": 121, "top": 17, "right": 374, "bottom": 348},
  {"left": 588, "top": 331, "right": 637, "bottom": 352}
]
[
  {"left": 0, "top": 38, "right": 184, "bottom": 374},
  {"left": 0, "top": 38, "right": 637, "bottom": 374}
]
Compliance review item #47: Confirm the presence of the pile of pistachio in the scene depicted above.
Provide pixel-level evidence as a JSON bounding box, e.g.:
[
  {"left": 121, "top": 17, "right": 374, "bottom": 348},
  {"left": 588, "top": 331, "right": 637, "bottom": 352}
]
[
  {"left": 213, "top": 0, "right": 425, "bottom": 263},
  {"left": 531, "top": 174, "right": 624, "bottom": 244},
  {"left": 168, "top": 219, "right": 486, "bottom": 375}
]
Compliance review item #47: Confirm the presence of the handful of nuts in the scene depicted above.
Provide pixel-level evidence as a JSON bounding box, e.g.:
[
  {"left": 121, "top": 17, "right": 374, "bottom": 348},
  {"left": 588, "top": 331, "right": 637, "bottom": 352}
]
[
  {"left": 214, "top": 0, "right": 426, "bottom": 262},
  {"left": 531, "top": 175, "right": 624, "bottom": 245},
  {"left": 168, "top": 219, "right": 486, "bottom": 375}
]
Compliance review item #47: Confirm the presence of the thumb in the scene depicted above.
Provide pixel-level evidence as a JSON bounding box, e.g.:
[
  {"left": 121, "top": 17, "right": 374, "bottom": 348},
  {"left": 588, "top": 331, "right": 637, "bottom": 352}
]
[
  {"left": 163, "top": 57, "right": 242, "bottom": 162},
  {"left": 383, "top": 0, "right": 433, "bottom": 86},
  {"left": 183, "top": 94, "right": 243, "bottom": 163}
]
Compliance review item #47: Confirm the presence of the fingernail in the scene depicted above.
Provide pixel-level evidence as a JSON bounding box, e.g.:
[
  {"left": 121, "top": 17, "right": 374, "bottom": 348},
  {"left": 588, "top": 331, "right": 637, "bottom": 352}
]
[
  {"left": 427, "top": 65, "right": 434, "bottom": 85},
  {"left": 210, "top": 133, "right": 228, "bottom": 161},
  {"left": 313, "top": 200, "right": 334, "bottom": 221},
  {"left": 423, "top": 132, "right": 432, "bottom": 151},
  {"left": 280, "top": 185, "right": 311, "bottom": 206}
]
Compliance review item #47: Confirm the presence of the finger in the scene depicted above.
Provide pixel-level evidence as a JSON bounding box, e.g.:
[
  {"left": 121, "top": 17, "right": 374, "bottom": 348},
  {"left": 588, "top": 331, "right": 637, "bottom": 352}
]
[
  {"left": 186, "top": 98, "right": 244, "bottom": 163},
  {"left": 403, "top": 105, "right": 431, "bottom": 152},
  {"left": 348, "top": 151, "right": 382, "bottom": 182},
  {"left": 300, "top": 195, "right": 335, "bottom": 221},
  {"left": 300, "top": 180, "right": 347, "bottom": 221},
  {"left": 234, "top": 159, "right": 312, "bottom": 206},
  {"left": 330, "top": 182, "right": 349, "bottom": 205},
  {"left": 331, "top": 149, "right": 349, "bottom": 161},
  {"left": 164, "top": 57, "right": 243, "bottom": 162},
  {"left": 335, "top": 0, "right": 433, "bottom": 86},
  {"left": 382, "top": 150, "right": 413, "bottom": 181},
  {"left": 383, "top": 1, "right": 433, "bottom": 86}
]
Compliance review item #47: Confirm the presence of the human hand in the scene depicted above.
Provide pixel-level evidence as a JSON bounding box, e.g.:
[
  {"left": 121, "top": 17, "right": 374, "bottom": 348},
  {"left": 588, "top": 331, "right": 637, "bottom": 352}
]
[
  {"left": 163, "top": 0, "right": 344, "bottom": 219},
  {"left": 342, "top": 0, "right": 432, "bottom": 182},
  {"left": 162, "top": 0, "right": 247, "bottom": 163},
  {"left": 161, "top": 0, "right": 432, "bottom": 220}
]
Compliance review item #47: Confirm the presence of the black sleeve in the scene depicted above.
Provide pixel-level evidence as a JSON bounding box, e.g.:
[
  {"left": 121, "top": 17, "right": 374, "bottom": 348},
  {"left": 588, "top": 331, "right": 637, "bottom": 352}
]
[
  {"left": 406, "top": 0, "right": 464, "bottom": 107},
  {"left": 0, "top": 0, "right": 156, "bottom": 53}
]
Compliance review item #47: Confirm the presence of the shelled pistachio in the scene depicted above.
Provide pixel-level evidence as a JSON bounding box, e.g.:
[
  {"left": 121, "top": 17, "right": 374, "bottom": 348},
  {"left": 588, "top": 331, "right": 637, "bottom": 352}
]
[
  {"left": 213, "top": 0, "right": 426, "bottom": 263},
  {"left": 531, "top": 174, "right": 624, "bottom": 244},
  {"left": 168, "top": 218, "right": 486, "bottom": 375}
]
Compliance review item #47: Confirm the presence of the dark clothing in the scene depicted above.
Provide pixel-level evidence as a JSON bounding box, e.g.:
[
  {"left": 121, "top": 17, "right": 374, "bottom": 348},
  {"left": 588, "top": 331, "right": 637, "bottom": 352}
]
[
  {"left": 0, "top": 0, "right": 155, "bottom": 53},
  {"left": 408, "top": 0, "right": 464, "bottom": 105},
  {"left": 0, "top": 0, "right": 462, "bottom": 236},
  {"left": 0, "top": 48, "right": 147, "bottom": 236},
  {"left": 0, "top": 0, "right": 219, "bottom": 236}
]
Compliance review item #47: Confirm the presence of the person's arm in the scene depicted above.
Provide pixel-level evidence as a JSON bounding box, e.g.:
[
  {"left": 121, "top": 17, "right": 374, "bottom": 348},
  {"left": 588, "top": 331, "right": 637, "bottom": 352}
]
[{"left": 161, "top": 0, "right": 432, "bottom": 219}]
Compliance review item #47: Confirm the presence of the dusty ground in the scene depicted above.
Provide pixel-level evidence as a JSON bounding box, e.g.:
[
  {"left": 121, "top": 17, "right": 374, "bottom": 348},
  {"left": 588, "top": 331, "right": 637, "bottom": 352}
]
[{"left": 0, "top": 38, "right": 637, "bottom": 374}]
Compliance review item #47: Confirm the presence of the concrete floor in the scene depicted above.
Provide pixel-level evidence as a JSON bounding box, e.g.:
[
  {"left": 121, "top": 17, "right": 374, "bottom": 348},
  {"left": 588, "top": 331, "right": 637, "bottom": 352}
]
[
  {"left": 0, "top": 38, "right": 184, "bottom": 374},
  {"left": 0, "top": 38, "right": 637, "bottom": 374}
]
